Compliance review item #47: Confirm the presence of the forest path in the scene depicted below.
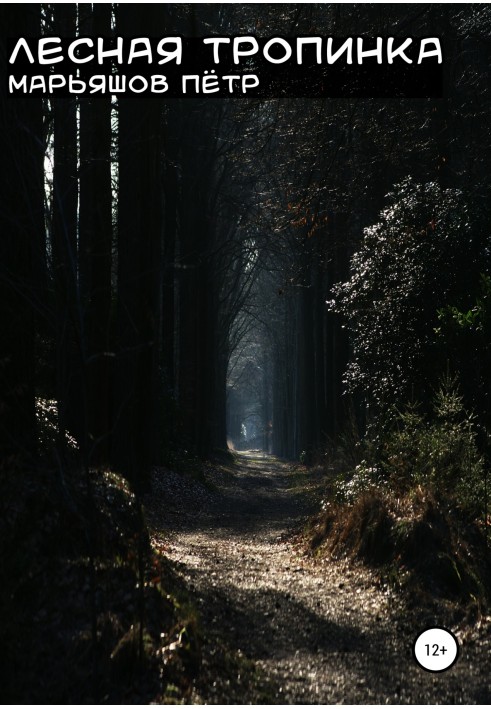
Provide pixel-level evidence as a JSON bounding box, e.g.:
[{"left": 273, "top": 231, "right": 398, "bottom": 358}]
[{"left": 147, "top": 452, "right": 490, "bottom": 704}]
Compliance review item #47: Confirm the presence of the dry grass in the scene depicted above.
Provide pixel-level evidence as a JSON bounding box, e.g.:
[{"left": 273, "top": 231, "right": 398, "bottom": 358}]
[{"left": 308, "top": 486, "right": 491, "bottom": 623}]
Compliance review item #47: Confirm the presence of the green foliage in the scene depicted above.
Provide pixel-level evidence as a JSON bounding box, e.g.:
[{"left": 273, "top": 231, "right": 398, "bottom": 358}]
[
  {"left": 336, "top": 377, "right": 485, "bottom": 515},
  {"left": 436, "top": 273, "right": 491, "bottom": 425},
  {"left": 384, "top": 377, "right": 484, "bottom": 513},
  {"left": 329, "top": 178, "right": 487, "bottom": 411},
  {"left": 333, "top": 459, "right": 385, "bottom": 503}
]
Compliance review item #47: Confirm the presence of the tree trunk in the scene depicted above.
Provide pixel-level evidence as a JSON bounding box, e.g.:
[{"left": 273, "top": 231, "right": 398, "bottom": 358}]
[
  {"left": 113, "top": 4, "right": 163, "bottom": 486},
  {"left": 0, "top": 4, "right": 44, "bottom": 461},
  {"left": 79, "top": 3, "right": 113, "bottom": 466},
  {"left": 51, "top": 4, "right": 82, "bottom": 450}
]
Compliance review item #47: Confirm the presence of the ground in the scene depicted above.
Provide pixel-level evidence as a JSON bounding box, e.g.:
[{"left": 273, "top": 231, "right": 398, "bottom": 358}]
[{"left": 145, "top": 452, "right": 491, "bottom": 704}]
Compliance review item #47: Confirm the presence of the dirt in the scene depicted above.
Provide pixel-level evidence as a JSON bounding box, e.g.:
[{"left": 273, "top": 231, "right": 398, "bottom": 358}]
[{"left": 146, "top": 452, "right": 491, "bottom": 704}]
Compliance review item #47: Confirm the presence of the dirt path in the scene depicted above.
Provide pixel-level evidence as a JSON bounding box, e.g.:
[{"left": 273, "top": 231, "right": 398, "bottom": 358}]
[{"left": 147, "top": 452, "right": 491, "bottom": 704}]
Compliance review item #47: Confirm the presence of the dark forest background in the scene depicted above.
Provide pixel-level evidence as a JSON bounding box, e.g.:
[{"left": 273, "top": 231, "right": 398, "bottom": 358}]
[
  {"left": 3, "top": 3, "right": 491, "bottom": 471},
  {"left": 1, "top": 3, "right": 491, "bottom": 703}
]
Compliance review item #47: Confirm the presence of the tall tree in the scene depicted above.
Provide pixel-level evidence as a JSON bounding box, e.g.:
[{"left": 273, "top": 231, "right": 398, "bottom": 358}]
[
  {"left": 79, "top": 3, "right": 113, "bottom": 465},
  {"left": 113, "top": 4, "right": 164, "bottom": 485},
  {"left": 0, "top": 4, "right": 44, "bottom": 461},
  {"left": 51, "top": 3, "right": 81, "bottom": 449}
]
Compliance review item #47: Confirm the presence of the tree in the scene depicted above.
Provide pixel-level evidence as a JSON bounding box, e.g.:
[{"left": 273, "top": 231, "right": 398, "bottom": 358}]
[
  {"left": 329, "top": 179, "right": 489, "bottom": 417},
  {"left": 0, "top": 4, "right": 44, "bottom": 461},
  {"left": 112, "top": 4, "right": 164, "bottom": 485},
  {"left": 51, "top": 3, "right": 82, "bottom": 449},
  {"left": 79, "top": 3, "right": 114, "bottom": 466}
]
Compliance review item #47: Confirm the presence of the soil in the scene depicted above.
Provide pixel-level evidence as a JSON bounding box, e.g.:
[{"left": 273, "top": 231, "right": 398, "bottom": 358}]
[{"left": 146, "top": 451, "right": 491, "bottom": 704}]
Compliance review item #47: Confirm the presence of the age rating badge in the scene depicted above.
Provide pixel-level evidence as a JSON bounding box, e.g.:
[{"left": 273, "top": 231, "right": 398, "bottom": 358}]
[{"left": 413, "top": 626, "right": 460, "bottom": 673}]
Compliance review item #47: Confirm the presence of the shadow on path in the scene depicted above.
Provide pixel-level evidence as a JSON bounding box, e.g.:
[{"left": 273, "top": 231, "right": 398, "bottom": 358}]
[{"left": 147, "top": 451, "right": 491, "bottom": 704}]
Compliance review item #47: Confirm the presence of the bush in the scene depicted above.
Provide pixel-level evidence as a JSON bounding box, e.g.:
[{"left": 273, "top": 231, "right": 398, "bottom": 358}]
[
  {"left": 333, "top": 459, "right": 385, "bottom": 503},
  {"left": 328, "top": 178, "right": 488, "bottom": 413},
  {"left": 333, "top": 376, "right": 486, "bottom": 518},
  {"left": 436, "top": 272, "right": 491, "bottom": 428},
  {"left": 382, "top": 377, "right": 485, "bottom": 515}
]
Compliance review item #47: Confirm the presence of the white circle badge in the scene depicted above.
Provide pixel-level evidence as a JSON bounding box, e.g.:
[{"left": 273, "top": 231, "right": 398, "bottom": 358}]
[{"left": 413, "top": 626, "right": 459, "bottom": 673}]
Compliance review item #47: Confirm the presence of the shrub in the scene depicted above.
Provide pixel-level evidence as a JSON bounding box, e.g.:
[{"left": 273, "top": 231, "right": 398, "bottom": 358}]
[
  {"left": 333, "top": 376, "right": 486, "bottom": 518},
  {"left": 382, "top": 377, "right": 485, "bottom": 515},
  {"left": 328, "top": 178, "right": 488, "bottom": 414}
]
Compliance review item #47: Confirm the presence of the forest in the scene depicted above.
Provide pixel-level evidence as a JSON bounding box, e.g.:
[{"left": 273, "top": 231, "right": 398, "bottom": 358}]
[{"left": 1, "top": 2, "right": 491, "bottom": 704}]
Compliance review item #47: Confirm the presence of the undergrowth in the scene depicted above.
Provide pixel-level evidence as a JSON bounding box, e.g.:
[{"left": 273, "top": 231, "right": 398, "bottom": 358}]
[
  {"left": 309, "top": 379, "right": 491, "bottom": 624},
  {"left": 0, "top": 459, "right": 200, "bottom": 703}
]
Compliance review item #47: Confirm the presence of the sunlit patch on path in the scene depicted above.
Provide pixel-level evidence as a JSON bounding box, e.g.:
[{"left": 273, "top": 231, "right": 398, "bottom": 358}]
[{"left": 147, "top": 453, "right": 491, "bottom": 704}]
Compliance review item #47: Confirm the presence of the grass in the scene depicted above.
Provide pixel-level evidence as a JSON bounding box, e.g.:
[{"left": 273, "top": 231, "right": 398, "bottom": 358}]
[{"left": 306, "top": 484, "right": 491, "bottom": 626}]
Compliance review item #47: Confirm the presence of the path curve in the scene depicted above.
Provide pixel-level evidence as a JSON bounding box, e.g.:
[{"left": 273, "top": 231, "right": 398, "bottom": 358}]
[{"left": 147, "top": 452, "right": 491, "bottom": 703}]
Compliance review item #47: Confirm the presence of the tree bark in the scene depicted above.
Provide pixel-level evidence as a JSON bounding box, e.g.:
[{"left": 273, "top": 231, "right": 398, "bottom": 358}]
[
  {"left": 113, "top": 4, "right": 164, "bottom": 485},
  {"left": 51, "top": 4, "right": 81, "bottom": 449},
  {"left": 79, "top": 3, "right": 113, "bottom": 466},
  {"left": 0, "top": 4, "right": 44, "bottom": 461}
]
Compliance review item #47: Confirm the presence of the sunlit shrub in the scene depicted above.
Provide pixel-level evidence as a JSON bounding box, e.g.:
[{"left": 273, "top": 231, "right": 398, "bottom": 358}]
[
  {"left": 335, "top": 377, "right": 486, "bottom": 516},
  {"left": 328, "top": 178, "right": 487, "bottom": 413},
  {"left": 333, "top": 459, "right": 386, "bottom": 503}
]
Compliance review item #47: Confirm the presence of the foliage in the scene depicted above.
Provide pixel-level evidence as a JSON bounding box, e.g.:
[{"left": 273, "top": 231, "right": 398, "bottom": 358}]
[
  {"left": 36, "top": 398, "right": 78, "bottom": 453},
  {"left": 333, "top": 376, "right": 486, "bottom": 517},
  {"left": 328, "top": 178, "right": 485, "bottom": 411},
  {"left": 333, "top": 459, "right": 385, "bottom": 504},
  {"left": 383, "top": 378, "right": 485, "bottom": 514},
  {"left": 436, "top": 273, "right": 491, "bottom": 426},
  {"left": 314, "top": 381, "right": 490, "bottom": 620}
]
